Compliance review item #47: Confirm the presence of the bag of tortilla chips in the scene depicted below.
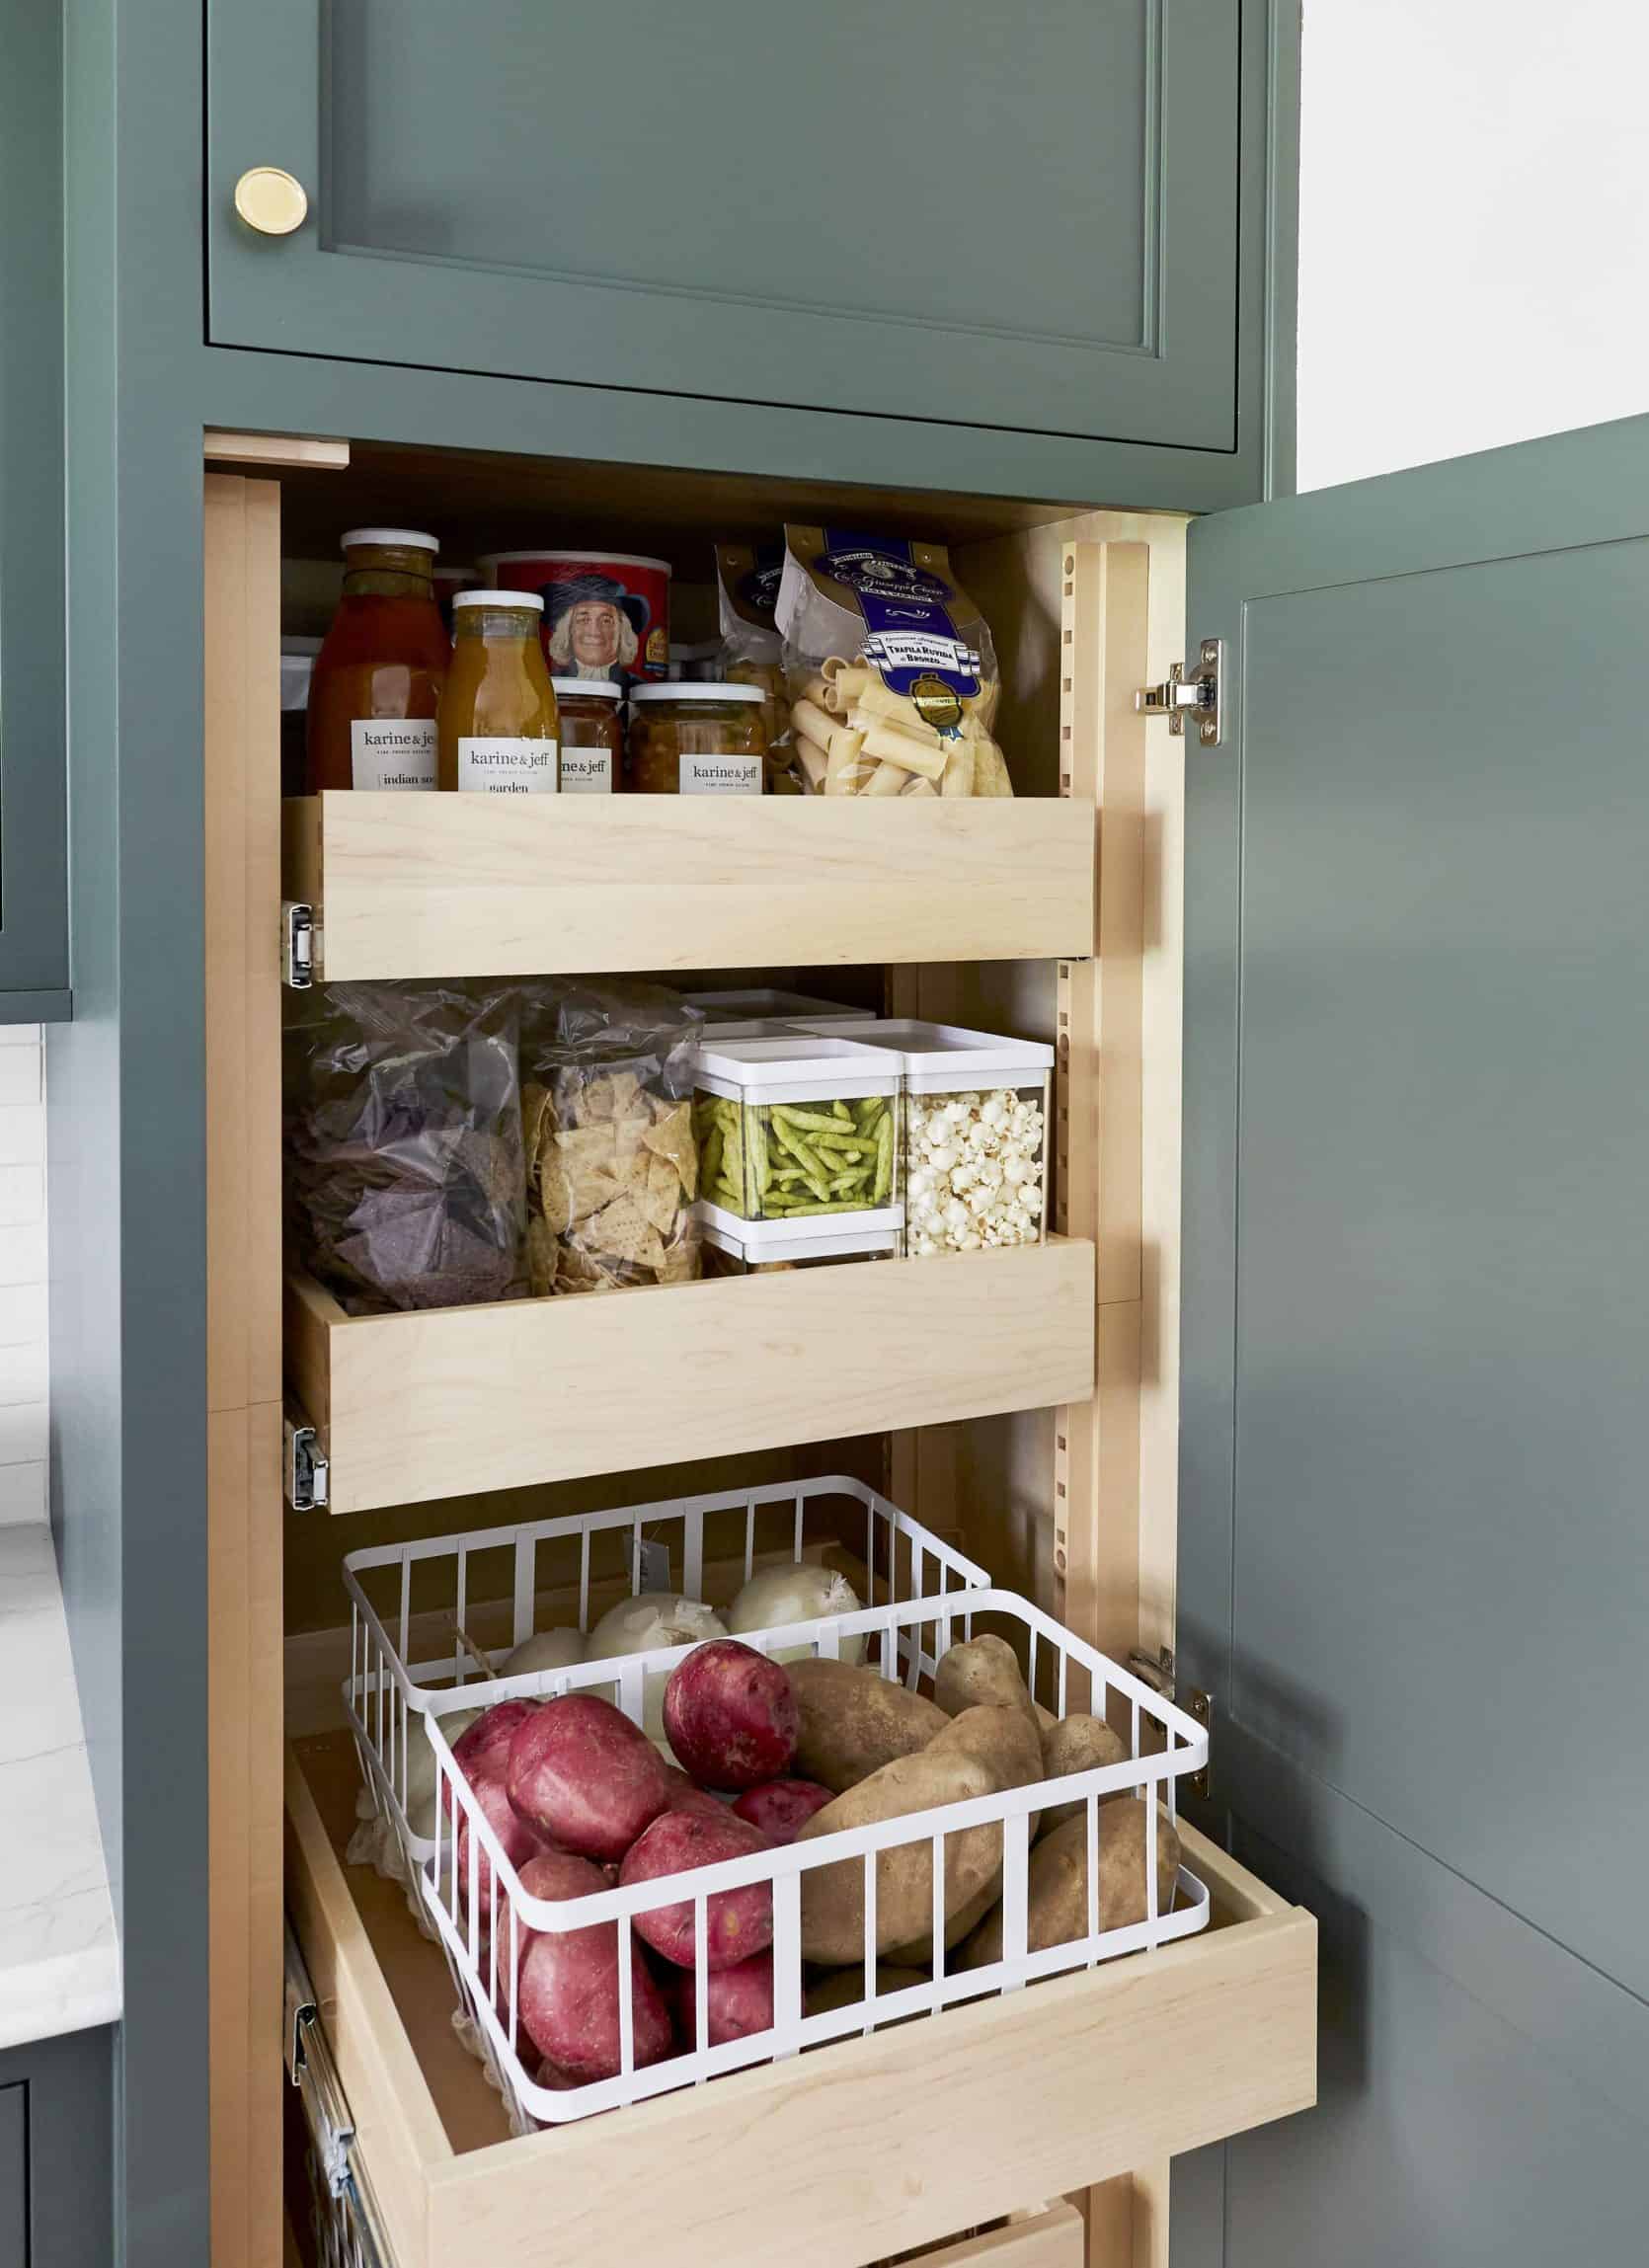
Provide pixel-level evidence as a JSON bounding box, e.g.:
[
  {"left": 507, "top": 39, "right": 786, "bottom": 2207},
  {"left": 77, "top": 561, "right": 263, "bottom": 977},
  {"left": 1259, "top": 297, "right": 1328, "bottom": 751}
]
[
  {"left": 520, "top": 979, "right": 703, "bottom": 1296},
  {"left": 284, "top": 980, "right": 529, "bottom": 1313}
]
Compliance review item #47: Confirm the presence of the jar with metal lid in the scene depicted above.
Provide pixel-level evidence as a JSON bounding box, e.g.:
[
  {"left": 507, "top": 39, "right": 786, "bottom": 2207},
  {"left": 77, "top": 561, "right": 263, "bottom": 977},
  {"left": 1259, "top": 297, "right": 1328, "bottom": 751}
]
[
  {"left": 305, "top": 527, "right": 448, "bottom": 792},
  {"left": 627, "top": 682, "right": 767, "bottom": 797},
  {"left": 437, "top": 591, "right": 559, "bottom": 796},
  {"left": 551, "top": 678, "right": 623, "bottom": 795}
]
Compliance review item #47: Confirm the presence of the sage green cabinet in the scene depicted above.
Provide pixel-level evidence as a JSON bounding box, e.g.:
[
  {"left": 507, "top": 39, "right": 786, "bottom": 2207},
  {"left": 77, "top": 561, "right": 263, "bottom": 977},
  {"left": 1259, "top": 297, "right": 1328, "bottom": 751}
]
[{"left": 206, "top": 0, "right": 1281, "bottom": 485}]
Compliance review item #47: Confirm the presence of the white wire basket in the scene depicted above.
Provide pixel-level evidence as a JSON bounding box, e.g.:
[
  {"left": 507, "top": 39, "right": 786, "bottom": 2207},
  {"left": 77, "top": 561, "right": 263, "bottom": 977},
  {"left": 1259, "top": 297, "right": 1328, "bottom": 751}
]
[
  {"left": 343, "top": 1476, "right": 990, "bottom": 1881},
  {"left": 388, "top": 1587, "right": 1212, "bottom": 2131}
]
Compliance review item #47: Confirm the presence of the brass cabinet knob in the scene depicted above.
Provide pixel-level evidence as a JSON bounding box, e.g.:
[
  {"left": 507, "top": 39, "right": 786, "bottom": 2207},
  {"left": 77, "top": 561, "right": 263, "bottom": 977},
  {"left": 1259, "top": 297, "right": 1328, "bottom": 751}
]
[{"left": 233, "top": 167, "right": 308, "bottom": 237}]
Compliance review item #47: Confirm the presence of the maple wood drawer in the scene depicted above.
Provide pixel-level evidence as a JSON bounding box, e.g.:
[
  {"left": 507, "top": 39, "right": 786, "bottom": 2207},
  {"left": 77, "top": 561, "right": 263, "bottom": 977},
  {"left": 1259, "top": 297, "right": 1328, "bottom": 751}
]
[
  {"left": 285, "top": 1738, "right": 1315, "bottom": 2268},
  {"left": 285, "top": 1237, "right": 1098, "bottom": 1517},
  {"left": 281, "top": 793, "right": 1098, "bottom": 984}
]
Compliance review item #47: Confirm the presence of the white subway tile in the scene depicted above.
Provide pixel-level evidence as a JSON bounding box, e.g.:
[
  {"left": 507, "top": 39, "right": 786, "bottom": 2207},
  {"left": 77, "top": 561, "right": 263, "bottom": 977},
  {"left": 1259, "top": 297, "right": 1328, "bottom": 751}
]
[
  {"left": 0, "top": 1462, "right": 45, "bottom": 1525},
  {"left": 0, "top": 1110, "right": 44, "bottom": 1168},
  {"left": 0, "top": 1347, "right": 47, "bottom": 1407},
  {"left": 0, "top": 1053, "right": 40, "bottom": 1109},
  {"left": 0, "top": 1170, "right": 43, "bottom": 1227},
  {"left": 0, "top": 1286, "right": 47, "bottom": 1347},
  {"left": 0, "top": 1404, "right": 46, "bottom": 1464},
  {"left": 0, "top": 1223, "right": 47, "bottom": 1289}
]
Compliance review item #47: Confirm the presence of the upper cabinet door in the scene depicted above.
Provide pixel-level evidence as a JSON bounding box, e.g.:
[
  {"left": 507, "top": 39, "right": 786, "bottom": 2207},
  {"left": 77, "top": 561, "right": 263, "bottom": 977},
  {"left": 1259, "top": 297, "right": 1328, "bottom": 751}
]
[{"left": 206, "top": 0, "right": 1245, "bottom": 453}]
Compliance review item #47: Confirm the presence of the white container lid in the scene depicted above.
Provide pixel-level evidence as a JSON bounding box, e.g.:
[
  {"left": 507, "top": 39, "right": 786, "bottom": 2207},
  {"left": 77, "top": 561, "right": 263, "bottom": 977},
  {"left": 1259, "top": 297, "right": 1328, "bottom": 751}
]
[
  {"left": 787, "top": 1016, "right": 1054, "bottom": 1090},
  {"left": 453, "top": 587, "right": 545, "bottom": 613},
  {"left": 342, "top": 527, "right": 440, "bottom": 553},
  {"left": 693, "top": 1016, "right": 818, "bottom": 1043},
  {"left": 697, "top": 1200, "right": 903, "bottom": 1259},
  {"left": 630, "top": 680, "right": 765, "bottom": 704},
  {"left": 551, "top": 677, "right": 623, "bottom": 700},
  {"left": 481, "top": 550, "right": 671, "bottom": 576},
  {"left": 695, "top": 1034, "right": 903, "bottom": 1102},
  {"left": 682, "top": 988, "right": 862, "bottom": 1024}
]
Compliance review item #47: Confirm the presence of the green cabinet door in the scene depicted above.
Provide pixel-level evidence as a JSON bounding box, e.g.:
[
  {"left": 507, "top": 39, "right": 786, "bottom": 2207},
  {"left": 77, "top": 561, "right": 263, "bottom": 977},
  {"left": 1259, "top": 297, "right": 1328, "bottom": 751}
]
[
  {"left": 207, "top": 0, "right": 1263, "bottom": 460},
  {"left": 1176, "top": 413, "right": 1649, "bottom": 2264}
]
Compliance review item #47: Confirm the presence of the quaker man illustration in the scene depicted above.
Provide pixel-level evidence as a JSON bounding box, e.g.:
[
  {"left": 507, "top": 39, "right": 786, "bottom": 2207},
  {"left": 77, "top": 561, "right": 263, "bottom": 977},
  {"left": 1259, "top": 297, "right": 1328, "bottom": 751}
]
[{"left": 543, "top": 573, "right": 651, "bottom": 680}]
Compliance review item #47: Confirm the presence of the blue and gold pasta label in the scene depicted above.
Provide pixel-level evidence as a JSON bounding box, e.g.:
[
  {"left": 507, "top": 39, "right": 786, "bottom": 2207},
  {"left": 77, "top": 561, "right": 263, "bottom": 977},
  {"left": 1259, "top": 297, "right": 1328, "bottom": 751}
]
[{"left": 816, "top": 532, "right": 982, "bottom": 721}]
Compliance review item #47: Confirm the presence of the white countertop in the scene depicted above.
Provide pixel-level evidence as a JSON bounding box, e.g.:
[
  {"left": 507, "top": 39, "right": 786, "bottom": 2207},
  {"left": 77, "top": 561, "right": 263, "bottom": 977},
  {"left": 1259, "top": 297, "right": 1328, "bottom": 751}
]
[{"left": 0, "top": 1517, "right": 120, "bottom": 2050}]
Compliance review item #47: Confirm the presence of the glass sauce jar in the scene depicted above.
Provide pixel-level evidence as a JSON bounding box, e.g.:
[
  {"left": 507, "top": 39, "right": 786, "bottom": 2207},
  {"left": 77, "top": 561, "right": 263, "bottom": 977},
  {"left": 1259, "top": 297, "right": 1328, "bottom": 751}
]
[
  {"left": 627, "top": 682, "right": 767, "bottom": 796},
  {"left": 305, "top": 528, "right": 448, "bottom": 792},
  {"left": 551, "top": 678, "right": 623, "bottom": 794},
  {"left": 438, "top": 591, "right": 560, "bottom": 795}
]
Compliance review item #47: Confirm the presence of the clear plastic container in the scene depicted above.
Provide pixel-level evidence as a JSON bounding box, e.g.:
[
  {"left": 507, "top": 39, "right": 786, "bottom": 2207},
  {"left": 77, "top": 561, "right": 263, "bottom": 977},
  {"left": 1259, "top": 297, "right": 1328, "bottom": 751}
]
[
  {"left": 699, "top": 1209, "right": 902, "bottom": 1274},
  {"left": 693, "top": 1037, "right": 903, "bottom": 1225},
  {"left": 681, "top": 986, "right": 864, "bottom": 1040},
  {"left": 793, "top": 1018, "right": 1052, "bottom": 1255}
]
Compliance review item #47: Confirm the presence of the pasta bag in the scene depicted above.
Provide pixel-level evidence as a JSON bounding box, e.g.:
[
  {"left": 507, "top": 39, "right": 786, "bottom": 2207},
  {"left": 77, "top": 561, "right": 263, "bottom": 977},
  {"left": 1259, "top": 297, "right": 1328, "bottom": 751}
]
[
  {"left": 774, "top": 527, "right": 1011, "bottom": 799},
  {"left": 714, "top": 540, "right": 791, "bottom": 781}
]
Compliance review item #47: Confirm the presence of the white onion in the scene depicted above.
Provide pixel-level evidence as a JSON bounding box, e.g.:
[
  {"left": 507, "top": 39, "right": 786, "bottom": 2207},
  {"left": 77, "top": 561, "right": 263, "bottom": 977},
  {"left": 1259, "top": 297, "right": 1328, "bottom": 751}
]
[
  {"left": 583, "top": 1595, "right": 728, "bottom": 1737},
  {"left": 727, "top": 1565, "right": 866, "bottom": 1666},
  {"left": 501, "top": 1626, "right": 585, "bottom": 1680},
  {"left": 404, "top": 1704, "right": 483, "bottom": 1841}
]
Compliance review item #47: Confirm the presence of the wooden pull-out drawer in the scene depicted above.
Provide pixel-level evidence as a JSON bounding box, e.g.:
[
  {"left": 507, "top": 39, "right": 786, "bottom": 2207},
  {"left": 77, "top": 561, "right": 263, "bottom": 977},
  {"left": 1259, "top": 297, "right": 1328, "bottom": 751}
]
[
  {"left": 286, "top": 1738, "right": 1315, "bottom": 2268},
  {"left": 281, "top": 794, "right": 1099, "bottom": 983},
  {"left": 907, "top": 2205, "right": 1085, "bottom": 2267},
  {"left": 285, "top": 1238, "right": 1096, "bottom": 1516}
]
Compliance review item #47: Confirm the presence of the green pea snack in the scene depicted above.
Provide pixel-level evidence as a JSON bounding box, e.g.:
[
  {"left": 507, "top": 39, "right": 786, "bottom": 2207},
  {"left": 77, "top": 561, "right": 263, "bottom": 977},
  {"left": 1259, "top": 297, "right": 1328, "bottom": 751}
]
[{"left": 692, "top": 1037, "right": 903, "bottom": 1228}]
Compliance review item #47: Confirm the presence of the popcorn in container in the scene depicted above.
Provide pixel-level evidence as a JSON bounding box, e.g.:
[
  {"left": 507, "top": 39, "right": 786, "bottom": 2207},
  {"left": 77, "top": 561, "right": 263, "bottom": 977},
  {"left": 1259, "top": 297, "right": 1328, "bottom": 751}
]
[{"left": 792, "top": 1017, "right": 1052, "bottom": 1255}]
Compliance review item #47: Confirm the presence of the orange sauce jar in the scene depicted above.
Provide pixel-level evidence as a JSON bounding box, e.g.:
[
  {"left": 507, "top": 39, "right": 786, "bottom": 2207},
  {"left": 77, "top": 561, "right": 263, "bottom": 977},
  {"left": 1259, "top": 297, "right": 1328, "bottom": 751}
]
[
  {"left": 437, "top": 591, "right": 560, "bottom": 795},
  {"left": 304, "top": 528, "right": 448, "bottom": 792}
]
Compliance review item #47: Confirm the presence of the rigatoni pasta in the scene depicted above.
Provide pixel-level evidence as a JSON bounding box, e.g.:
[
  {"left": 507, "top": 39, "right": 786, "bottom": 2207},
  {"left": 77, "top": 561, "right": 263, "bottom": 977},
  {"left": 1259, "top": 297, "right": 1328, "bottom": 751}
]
[{"left": 775, "top": 527, "right": 1015, "bottom": 800}]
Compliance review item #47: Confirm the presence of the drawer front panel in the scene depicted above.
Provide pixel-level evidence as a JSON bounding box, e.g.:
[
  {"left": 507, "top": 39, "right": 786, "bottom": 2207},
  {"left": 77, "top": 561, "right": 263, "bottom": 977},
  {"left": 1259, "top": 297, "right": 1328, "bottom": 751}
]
[
  {"left": 208, "top": 0, "right": 1243, "bottom": 453},
  {"left": 283, "top": 795, "right": 1100, "bottom": 984},
  {"left": 287, "top": 1239, "right": 1097, "bottom": 1516},
  {"left": 287, "top": 1744, "right": 1315, "bottom": 2268}
]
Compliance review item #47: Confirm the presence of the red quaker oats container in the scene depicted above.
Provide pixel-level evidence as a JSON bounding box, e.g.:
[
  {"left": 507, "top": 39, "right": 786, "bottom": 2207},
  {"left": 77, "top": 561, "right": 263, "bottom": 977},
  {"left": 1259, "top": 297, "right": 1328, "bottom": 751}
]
[{"left": 480, "top": 551, "right": 671, "bottom": 687}]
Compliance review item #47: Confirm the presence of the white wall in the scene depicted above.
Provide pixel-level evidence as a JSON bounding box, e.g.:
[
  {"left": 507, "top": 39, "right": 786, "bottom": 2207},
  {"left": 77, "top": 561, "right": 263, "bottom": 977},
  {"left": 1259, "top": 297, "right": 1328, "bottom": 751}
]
[
  {"left": 1297, "top": 0, "right": 1649, "bottom": 492},
  {"left": 0, "top": 1028, "right": 48, "bottom": 1525}
]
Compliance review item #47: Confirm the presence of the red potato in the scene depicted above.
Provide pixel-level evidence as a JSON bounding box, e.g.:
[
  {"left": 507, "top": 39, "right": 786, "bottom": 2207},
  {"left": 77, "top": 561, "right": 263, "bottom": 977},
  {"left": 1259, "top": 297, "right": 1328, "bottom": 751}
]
[
  {"left": 662, "top": 1764, "right": 734, "bottom": 1824},
  {"left": 516, "top": 1885, "right": 674, "bottom": 2082},
  {"left": 453, "top": 1771, "right": 549, "bottom": 1920},
  {"left": 732, "top": 1777, "right": 833, "bottom": 1845},
  {"left": 451, "top": 1697, "right": 539, "bottom": 1788},
  {"left": 664, "top": 1639, "right": 800, "bottom": 1791},
  {"left": 619, "top": 1808, "right": 774, "bottom": 1970},
  {"left": 662, "top": 1948, "right": 774, "bottom": 2047},
  {"left": 507, "top": 1693, "right": 670, "bottom": 1862}
]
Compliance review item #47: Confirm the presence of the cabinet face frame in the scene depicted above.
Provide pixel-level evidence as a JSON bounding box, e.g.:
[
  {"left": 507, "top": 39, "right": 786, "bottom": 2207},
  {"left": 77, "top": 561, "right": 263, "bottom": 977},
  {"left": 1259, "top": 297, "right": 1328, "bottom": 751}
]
[{"left": 204, "top": 455, "right": 1302, "bottom": 2267}]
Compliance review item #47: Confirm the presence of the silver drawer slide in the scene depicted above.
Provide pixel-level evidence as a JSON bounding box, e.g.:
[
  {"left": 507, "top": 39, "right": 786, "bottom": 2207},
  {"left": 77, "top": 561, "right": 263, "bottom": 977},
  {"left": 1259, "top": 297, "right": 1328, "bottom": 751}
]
[{"left": 285, "top": 1923, "right": 395, "bottom": 2268}]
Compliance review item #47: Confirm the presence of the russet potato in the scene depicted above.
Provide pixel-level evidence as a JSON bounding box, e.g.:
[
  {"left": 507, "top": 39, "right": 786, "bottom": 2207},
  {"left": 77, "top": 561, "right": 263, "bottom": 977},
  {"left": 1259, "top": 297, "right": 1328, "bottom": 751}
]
[{"left": 786, "top": 1656, "right": 947, "bottom": 1794}]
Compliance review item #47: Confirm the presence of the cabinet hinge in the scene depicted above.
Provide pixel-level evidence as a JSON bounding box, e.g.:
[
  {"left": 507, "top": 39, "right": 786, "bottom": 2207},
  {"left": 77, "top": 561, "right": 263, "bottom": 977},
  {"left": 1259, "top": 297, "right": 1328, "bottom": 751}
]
[
  {"left": 282, "top": 899, "right": 318, "bottom": 988},
  {"left": 1127, "top": 1644, "right": 1214, "bottom": 1801},
  {"left": 284, "top": 1415, "right": 330, "bottom": 1512},
  {"left": 1136, "top": 638, "right": 1223, "bottom": 746}
]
